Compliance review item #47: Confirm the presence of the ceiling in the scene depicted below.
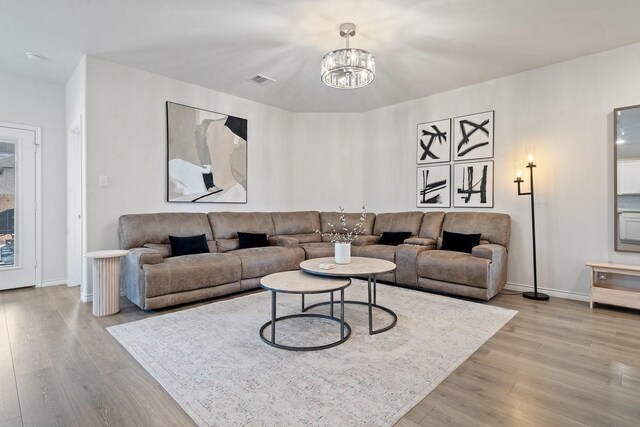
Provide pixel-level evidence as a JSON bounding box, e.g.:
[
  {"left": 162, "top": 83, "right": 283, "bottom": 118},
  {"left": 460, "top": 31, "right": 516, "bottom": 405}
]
[{"left": 3, "top": 0, "right": 640, "bottom": 112}]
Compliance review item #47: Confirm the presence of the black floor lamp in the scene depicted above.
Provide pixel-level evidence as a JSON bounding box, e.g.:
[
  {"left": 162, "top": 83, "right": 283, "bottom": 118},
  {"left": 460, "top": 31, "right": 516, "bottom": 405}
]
[{"left": 514, "top": 155, "right": 549, "bottom": 301}]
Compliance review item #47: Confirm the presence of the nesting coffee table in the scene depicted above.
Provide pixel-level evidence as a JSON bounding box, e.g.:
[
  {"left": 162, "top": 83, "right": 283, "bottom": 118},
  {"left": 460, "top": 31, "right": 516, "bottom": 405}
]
[
  {"left": 259, "top": 271, "right": 352, "bottom": 351},
  {"left": 300, "top": 257, "right": 397, "bottom": 335}
]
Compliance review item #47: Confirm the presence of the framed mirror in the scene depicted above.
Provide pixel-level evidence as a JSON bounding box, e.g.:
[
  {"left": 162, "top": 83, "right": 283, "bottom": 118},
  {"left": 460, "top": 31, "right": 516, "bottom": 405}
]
[{"left": 614, "top": 104, "right": 640, "bottom": 252}]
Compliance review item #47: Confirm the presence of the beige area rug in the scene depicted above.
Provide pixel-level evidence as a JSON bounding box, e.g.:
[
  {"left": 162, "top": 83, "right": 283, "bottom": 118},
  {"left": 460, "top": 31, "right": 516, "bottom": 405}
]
[{"left": 108, "top": 280, "right": 516, "bottom": 426}]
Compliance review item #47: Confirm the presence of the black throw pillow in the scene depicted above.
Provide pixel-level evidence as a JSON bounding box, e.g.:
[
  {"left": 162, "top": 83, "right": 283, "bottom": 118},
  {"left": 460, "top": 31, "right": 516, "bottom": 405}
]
[
  {"left": 378, "top": 231, "right": 412, "bottom": 246},
  {"left": 237, "top": 232, "right": 269, "bottom": 249},
  {"left": 440, "top": 230, "right": 481, "bottom": 254},
  {"left": 168, "top": 234, "right": 210, "bottom": 257}
]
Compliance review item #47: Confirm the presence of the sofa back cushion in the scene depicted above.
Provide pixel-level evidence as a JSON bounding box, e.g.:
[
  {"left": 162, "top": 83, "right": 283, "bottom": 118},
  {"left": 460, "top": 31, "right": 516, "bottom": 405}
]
[
  {"left": 373, "top": 212, "right": 424, "bottom": 236},
  {"left": 319, "top": 212, "right": 376, "bottom": 242},
  {"left": 271, "top": 211, "right": 321, "bottom": 243},
  {"left": 441, "top": 212, "right": 511, "bottom": 248},
  {"left": 418, "top": 212, "right": 446, "bottom": 240},
  {"left": 208, "top": 212, "right": 275, "bottom": 252},
  {"left": 118, "top": 213, "right": 213, "bottom": 250}
]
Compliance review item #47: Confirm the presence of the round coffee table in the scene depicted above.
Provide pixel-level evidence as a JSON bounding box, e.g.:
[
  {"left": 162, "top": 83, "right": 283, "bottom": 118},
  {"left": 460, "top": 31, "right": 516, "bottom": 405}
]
[
  {"left": 259, "top": 271, "right": 352, "bottom": 351},
  {"left": 300, "top": 257, "right": 397, "bottom": 335}
]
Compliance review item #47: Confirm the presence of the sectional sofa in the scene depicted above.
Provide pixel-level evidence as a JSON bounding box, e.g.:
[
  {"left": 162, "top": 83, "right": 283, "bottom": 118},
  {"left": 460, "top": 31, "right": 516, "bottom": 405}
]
[{"left": 118, "top": 211, "right": 511, "bottom": 310}]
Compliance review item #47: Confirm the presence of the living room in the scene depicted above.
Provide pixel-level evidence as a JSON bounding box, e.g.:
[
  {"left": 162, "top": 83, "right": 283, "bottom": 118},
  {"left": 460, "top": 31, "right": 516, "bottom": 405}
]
[{"left": 1, "top": 1, "right": 640, "bottom": 426}]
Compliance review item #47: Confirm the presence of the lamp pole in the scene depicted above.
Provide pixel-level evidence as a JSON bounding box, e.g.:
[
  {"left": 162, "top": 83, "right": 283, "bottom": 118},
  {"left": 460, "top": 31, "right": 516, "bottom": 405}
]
[{"left": 515, "top": 161, "right": 549, "bottom": 301}]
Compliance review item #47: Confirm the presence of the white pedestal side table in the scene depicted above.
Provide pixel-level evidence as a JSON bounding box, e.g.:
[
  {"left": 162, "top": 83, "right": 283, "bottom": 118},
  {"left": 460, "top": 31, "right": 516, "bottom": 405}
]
[{"left": 85, "top": 250, "right": 129, "bottom": 317}]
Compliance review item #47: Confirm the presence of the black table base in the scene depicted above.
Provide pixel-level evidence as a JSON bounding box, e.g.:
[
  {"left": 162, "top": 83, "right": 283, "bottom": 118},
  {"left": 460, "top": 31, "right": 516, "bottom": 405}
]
[
  {"left": 302, "top": 275, "right": 397, "bottom": 335},
  {"left": 260, "top": 289, "right": 351, "bottom": 351}
]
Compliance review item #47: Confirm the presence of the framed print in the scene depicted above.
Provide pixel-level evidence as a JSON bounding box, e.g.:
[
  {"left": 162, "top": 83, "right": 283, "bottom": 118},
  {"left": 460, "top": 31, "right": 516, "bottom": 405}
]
[
  {"left": 417, "top": 164, "right": 451, "bottom": 207},
  {"left": 453, "top": 161, "right": 494, "bottom": 208},
  {"left": 417, "top": 118, "right": 451, "bottom": 164},
  {"left": 167, "top": 101, "right": 247, "bottom": 203},
  {"left": 453, "top": 111, "right": 494, "bottom": 161}
]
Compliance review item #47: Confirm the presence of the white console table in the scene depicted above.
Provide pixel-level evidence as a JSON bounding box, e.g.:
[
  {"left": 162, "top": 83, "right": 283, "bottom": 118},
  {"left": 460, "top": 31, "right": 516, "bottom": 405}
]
[
  {"left": 85, "top": 250, "right": 129, "bottom": 317},
  {"left": 586, "top": 262, "right": 640, "bottom": 310}
]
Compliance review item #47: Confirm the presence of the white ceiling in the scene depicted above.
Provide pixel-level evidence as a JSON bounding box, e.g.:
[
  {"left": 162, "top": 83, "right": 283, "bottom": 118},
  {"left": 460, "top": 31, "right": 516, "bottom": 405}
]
[{"left": 3, "top": 0, "right": 640, "bottom": 112}]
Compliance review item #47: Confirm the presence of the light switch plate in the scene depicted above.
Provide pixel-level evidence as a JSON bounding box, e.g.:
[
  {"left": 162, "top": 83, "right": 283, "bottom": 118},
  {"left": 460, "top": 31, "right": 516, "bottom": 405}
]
[{"left": 98, "top": 175, "right": 109, "bottom": 187}]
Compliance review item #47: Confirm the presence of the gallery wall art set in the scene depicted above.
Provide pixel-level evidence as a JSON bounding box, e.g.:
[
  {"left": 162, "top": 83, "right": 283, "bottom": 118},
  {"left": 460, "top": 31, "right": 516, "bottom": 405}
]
[{"left": 417, "top": 111, "right": 494, "bottom": 208}]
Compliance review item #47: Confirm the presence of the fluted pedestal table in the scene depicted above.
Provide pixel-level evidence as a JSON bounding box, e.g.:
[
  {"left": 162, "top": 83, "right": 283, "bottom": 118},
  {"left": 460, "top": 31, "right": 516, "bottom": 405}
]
[{"left": 85, "top": 250, "right": 129, "bottom": 317}]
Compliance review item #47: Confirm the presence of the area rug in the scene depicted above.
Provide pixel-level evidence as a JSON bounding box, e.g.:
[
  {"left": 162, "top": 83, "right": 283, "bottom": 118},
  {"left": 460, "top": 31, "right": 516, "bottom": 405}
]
[{"left": 108, "top": 280, "right": 517, "bottom": 426}]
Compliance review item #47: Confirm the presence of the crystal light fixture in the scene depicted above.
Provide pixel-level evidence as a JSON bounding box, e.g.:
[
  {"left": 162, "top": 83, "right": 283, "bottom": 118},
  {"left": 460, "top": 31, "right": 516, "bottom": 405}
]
[{"left": 321, "top": 23, "right": 375, "bottom": 89}]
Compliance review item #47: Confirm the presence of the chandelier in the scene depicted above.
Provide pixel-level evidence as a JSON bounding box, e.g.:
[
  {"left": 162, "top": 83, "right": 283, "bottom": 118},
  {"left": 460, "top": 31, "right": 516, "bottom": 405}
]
[{"left": 321, "top": 23, "right": 375, "bottom": 89}]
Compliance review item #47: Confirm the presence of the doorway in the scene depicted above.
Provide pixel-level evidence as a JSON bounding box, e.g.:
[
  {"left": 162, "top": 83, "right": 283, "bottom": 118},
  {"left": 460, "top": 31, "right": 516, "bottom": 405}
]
[{"left": 0, "top": 123, "right": 40, "bottom": 290}]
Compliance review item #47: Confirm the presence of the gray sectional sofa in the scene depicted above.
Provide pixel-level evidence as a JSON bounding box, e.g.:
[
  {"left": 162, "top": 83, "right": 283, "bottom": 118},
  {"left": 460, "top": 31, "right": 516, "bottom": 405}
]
[{"left": 118, "top": 210, "right": 511, "bottom": 310}]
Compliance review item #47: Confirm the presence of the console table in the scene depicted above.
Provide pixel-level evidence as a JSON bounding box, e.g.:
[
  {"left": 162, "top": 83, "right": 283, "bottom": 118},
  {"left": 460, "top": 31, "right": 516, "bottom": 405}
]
[{"left": 585, "top": 262, "right": 640, "bottom": 310}]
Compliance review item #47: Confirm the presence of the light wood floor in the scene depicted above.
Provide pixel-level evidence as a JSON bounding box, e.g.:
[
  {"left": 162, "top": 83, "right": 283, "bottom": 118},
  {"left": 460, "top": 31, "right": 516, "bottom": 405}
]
[{"left": 1, "top": 285, "right": 639, "bottom": 427}]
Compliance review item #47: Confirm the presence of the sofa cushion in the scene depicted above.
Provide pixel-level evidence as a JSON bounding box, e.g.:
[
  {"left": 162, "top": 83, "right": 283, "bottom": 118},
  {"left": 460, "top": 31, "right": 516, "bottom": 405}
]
[
  {"left": 418, "top": 212, "right": 446, "bottom": 240},
  {"left": 417, "top": 250, "right": 490, "bottom": 288},
  {"left": 143, "top": 243, "right": 172, "bottom": 258},
  {"left": 208, "top": 212, "right": 275, "bottom": 252},
  {"left": 119, "top": 213, "right": 213, "bottom": 249},
  {"left": 299, "top": 242, "right": 335, "bottom": 259},
  {"left": 373, "top": 212, "right": 424, "bottom": 236},
  {"left": 232, "top": 246, "right": 305, "bottom": 279},
  {"left": 352, "top": 244, "right": 396, "bottom": 262},
  {"left": 271, "top": 211, "right": 322, "bottom": 243},
  {"left": 319, "top": 211, "right": 375, "bottom": 242},
  {"left": 440, "top": 212, "right": 511, "bottom": 248},
  {"left": 143, "top": 253, "right": 241, "bottom": 298},
  {"left": 238, "top": 232, "right": 269, "bottom": 249},
  {"left": 379, "top": 231, "right": 412, "bottom": 246},
  {"left": 441, "top": 230, "right": 481, "bottom": 254},
  {"left": 169, "top": 234, "right": 210, "bottom": 257}
]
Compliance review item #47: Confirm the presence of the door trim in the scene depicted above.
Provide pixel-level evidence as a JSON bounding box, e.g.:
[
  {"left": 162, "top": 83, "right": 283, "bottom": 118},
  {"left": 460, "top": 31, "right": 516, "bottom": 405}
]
[{"left": 0, "top": 121, "right": 42, "bottom": 287}]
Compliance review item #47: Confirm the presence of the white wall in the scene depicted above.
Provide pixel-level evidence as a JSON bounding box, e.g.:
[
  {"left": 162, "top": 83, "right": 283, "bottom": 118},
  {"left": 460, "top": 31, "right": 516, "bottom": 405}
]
[
  {"left": 362, "top": 42, "right": 640, "bottom": 299},
  {"left": 65, "top": 57, "right": 87, "bottom": 296},
  {"left": 0, "top": 71, "right": 67, "bottom": 284},
  {"left": 83, "top": 57, "right": 367, "bottom": 256}
]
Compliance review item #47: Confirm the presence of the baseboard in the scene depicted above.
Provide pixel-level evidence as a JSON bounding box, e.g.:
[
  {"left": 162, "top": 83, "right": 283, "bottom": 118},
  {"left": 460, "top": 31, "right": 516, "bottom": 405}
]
[
  {"left": 41, "top": 278, "right": 67, "bottom": 287},
  {"left": 504, "top": 282, "right": 590, "bottom": 302}
]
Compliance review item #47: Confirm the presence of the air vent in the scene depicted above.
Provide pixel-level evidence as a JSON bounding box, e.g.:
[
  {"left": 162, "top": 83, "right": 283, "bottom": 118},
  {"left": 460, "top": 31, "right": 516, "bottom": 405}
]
[{"left": 247, "top": 74, "right": 276, "bottom": 87}]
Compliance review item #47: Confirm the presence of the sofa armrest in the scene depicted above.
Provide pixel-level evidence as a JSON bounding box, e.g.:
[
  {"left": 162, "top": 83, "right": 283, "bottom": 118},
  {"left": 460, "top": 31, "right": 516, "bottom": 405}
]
[
  {"left": 403, "top": 237, "right": 436, "bottom": 248},
  {"left": 268, "top": 236, "right": 299, "bottom": 248},
  {"left": 120, "top": 248, "right": 163, "bottom": 310},
  {"left": 472, "top": 244, "right": 505, "bottom": 262},
  {"left": 472, "top": 244, "right": 508, "bottom": 298},
  {"left": 352, "top": 235, "right": 380, "bottom": 246}
]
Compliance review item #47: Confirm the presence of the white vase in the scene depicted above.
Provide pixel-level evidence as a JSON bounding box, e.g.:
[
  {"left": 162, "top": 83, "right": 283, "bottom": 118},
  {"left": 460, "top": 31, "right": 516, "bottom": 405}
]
[{"left": 334, "top": 242, "right": 351, "bottom": 264}]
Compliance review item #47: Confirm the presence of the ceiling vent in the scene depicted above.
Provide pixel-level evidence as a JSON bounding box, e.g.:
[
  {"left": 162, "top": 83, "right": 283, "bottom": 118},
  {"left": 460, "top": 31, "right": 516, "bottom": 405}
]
[{"left": 247, "top": 74, "right": 276, "bottom": 87}]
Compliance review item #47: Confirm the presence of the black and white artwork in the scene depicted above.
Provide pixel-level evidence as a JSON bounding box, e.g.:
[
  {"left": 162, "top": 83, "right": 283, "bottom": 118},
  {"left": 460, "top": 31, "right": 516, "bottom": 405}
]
[
  {"left": 453, "top": 111, "right": 494, "bottom": 161},
  {"left": 417, "top": 165, "right": 451, "bottom": 208},
  {"left": 453, "top": 161, "right": 494, "bottom": 208},
  {"left": 167, "top": 102, "right": 247, "bottom": 203},
  {"left": 417, "top": 119, "right": 451, "bottom": 164}
]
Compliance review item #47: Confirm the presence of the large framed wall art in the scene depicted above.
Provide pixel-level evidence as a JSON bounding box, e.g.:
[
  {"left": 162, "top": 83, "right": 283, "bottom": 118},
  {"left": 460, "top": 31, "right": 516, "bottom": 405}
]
[{"left": 166, "top": 102, "right": 247, "bottom": 203}]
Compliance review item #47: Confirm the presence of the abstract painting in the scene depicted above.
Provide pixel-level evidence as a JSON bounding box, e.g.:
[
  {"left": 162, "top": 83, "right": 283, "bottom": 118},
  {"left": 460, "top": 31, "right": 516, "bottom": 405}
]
[
  {"left": 417, "top": 165, "right": 451, "bottom": 208},
  {"left": 167, "top": 102, "right": 247, "bottom": 203},
  {"left": 453, "top": 161, "right": 494, "bottom": 208},
  {"left": 417, "top": 119, "right": 451, "bottom": 164},
  {"left": 453, "top": 111, "right": 494, "bottom": 161}
]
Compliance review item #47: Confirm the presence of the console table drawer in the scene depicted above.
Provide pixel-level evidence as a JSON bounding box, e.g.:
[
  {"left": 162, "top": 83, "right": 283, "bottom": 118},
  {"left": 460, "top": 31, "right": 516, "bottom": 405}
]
[{"left": 592, "top": 286, "right": 640, "bottom": 310}]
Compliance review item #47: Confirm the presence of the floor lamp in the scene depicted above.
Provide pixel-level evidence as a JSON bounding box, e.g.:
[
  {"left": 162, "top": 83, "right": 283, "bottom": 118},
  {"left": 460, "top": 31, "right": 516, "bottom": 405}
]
[{"left": 514, "top": 155, "right": 549, "bottom": 301}]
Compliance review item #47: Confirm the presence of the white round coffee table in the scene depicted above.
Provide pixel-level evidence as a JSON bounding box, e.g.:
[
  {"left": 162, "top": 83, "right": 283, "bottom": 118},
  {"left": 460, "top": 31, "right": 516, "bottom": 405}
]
[
  {"left": 259, "top": 271, "right": 352, "bottom": 351},
  {"left": 300, "top": 257, "right": 397, "bottom": 335}
]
